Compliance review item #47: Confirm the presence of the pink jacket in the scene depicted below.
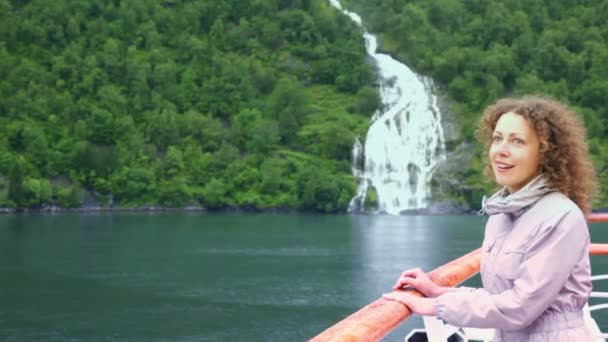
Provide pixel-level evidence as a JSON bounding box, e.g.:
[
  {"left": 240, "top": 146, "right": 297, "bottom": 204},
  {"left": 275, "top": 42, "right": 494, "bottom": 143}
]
[{"left": 435, "top": 192, "right": 594, "bottom": 341}]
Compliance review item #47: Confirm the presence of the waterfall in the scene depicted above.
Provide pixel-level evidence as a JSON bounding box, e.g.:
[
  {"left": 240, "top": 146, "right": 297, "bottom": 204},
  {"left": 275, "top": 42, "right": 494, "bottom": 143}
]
[{"left": 328, "top": 0, "right": 446, "bottom": 215}]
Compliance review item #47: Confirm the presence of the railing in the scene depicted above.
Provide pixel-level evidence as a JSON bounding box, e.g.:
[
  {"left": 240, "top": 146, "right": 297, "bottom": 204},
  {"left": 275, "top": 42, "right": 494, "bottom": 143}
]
[
  {"left": 310, "top": 213, "right": 608, "bottom": 342},
  {"left": 588, "top": 274, "right": 608, "bottom": 339}
]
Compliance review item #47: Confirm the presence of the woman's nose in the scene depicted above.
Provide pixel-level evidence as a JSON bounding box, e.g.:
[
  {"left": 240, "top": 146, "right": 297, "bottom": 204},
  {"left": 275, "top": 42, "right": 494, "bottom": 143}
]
[{"left": 495, "top": 141, "right": 510, "bottom": 156}]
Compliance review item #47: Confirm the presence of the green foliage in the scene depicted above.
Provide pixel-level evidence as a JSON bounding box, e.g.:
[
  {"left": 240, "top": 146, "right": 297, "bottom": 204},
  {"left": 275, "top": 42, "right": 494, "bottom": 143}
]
[
  {"left": 267, "top": 76, "right": 313, "bottom": 146},
  {"left": 110, "top": 166, "right": 156, "bottom": 202},
  {"left": 296, "top": 164, "right": 356, "bottom": 213},
  {"left": 0, "top": 172, "right": 12, "bottom": 207},
  {"left": 299, "top": 110, "right": 360, "bottom": 160},
  {"left": 354, "top": 86, "right": 382, "bottom": 115},
  {"left": 344, "top": 0, "right": 608, "bottom": 209},
  {"left": 7, "top": 156, "right": 29, "bottom": 207},
  {"left": 0, "top": 0, "right": 376, "bottom": 212},
  {"left": 0, "top": 192, "right": 11, "bottom": 208},
  {"left": 55, "top": 185, "right": 84, "bottom": 208},
  {"left": 364, "top": 187, "right": 378, "bottom": 211},
  {"left": 22, "top": 178, "right": 52, "bottom": 206},
  {"left": 158, "top": 176, "right": 192, "bottom": 207},
  {"left": 202, "top": 178, "right": 227, "bottom": 209}
]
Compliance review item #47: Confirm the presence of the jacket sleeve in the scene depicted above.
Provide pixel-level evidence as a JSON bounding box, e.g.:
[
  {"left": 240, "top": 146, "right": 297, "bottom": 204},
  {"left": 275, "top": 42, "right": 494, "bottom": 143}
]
[{"left": 434, "top": 209, "right": 589, "bottom": 330}]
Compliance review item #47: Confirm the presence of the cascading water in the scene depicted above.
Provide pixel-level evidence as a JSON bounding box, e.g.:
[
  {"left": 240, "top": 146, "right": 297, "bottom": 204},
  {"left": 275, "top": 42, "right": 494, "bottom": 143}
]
[{"left": 329, "top": 0, "right": 446, "bottom": 215}]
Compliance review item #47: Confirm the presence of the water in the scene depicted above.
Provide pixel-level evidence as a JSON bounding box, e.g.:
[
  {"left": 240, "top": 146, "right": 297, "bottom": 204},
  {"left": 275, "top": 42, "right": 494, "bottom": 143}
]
[
  {"left": 328, "top": 0, "right": 446, "bottom": 214},
  {"left": 1, "top": 213, "right": 608, "bottom": 341}
]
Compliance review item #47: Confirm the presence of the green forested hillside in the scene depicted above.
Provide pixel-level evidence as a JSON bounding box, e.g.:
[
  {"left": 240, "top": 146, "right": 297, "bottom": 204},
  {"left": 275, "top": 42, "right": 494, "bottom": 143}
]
[
  {"left": 0, "top": 0, "right": 381, "bottom": 212},
  {"left": 343, "top": 0, "right": 608, "bottom": 208}
]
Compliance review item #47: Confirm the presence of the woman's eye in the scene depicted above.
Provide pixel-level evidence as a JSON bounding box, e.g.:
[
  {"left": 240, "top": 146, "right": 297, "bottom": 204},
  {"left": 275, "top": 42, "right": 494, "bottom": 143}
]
[
  {"left": 514, "top": 138, "right": 524, "bottom": 145},
  {"left": 492, "top": 136, "right": 502, "bottom": 143}
]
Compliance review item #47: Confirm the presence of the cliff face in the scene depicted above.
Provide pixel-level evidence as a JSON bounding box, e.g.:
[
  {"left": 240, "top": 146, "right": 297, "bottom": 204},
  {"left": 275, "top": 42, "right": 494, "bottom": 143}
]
[{"left": 426, "top": 87, "right": 479, "bottom": 214}]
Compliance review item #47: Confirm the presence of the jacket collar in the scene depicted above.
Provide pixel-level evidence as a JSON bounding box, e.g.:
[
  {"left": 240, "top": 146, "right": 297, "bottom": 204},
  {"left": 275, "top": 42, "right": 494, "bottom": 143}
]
[{"left": 478, "top": 173, "right": 554, "bottom": 217}]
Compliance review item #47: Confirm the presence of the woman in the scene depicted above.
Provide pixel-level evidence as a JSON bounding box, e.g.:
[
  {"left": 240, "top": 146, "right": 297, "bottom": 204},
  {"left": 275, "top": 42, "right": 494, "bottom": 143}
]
[{"left": 383, "top": 96, "right": 598, "bottom": 341}]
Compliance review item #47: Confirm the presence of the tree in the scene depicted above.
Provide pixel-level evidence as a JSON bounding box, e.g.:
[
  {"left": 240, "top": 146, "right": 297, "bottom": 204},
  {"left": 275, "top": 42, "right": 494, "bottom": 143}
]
[
  {"left": 295, "top": 165, "right": 354, "bottom": 212},
  {"left": 202, "top": 178, "right": 227, "bottom": 209},
  {"left": 267, "top": 77, "right": 312, "bottom": 145},
  {"left": 110, "top": 166, "right": 157, "bottom": 202},
  {"left": 230, "top": 108, "right": 263, "bottom": 150},
  {"left": 7, "top": 156, "right": 31, "bottom": 207},
  {"left": 354, "top": 86, "right": 381, "bottom": 115},
  {"left": 260, "top": 158, "right": 285, "bottom": 194},
  {"left": 180, "top": 111, "right": 226, "bottom": 152},
  {"left": 146, "top": 109, "right": 179, "bottom": 150},
  {"left": 164, "top": 146, "right": 184, "bottom": 177},
  {"left": 211, "top": 144, "right": 240, "bottom": 173},
  {"left": 158, "top": 176, "right": 191, "bottom": 207},
  {"left": 0, "top": 0, "right": 376, "bottom": 212},
  {"left": 22, "top": 125, "right": 50, "bottom": 174},
  {"left": 88, "top": 106, "right": 116, "bottom": 144}
]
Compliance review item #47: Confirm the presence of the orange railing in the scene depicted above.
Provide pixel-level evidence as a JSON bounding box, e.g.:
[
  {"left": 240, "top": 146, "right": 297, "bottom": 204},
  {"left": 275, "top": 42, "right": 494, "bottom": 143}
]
[{"left": 310, "top": 212, "right": 608, "bottom": 342}]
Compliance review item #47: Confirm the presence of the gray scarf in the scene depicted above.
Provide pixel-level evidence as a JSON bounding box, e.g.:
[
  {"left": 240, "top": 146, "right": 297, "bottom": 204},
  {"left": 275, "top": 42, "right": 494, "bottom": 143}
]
[{"left": 478, "top": 174, "right": 554, "bottom": 216}]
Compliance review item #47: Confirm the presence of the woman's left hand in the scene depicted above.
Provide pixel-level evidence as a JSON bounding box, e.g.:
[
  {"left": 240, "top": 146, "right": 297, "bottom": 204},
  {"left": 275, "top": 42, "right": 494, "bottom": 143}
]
[{"left": 382, "top": 292, "right": 436, "bottom": 316}]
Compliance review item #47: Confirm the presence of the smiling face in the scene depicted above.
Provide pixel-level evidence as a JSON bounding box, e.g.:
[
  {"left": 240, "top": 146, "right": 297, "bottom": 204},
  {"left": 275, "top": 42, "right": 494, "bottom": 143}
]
[{"left": 489, "top": 112, "right": 542, "bottom": 194}]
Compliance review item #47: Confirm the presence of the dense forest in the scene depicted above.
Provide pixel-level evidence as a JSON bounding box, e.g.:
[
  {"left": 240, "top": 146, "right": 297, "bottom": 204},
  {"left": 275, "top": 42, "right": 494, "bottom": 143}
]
[
  {"left": 0, "top": 0, "right": 382, "bottom": 212},
  {"left": 343, "top": 0, "right": 608, "bottom": 209},
  {"left": 3, "top": 0, "right": 607, "bottom": 212}
]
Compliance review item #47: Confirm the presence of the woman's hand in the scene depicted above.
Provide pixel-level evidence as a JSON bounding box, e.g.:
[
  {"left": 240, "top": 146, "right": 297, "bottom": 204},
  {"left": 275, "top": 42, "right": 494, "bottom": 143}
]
[
  {"left": 392, "top": 268, "right": 447, "bottom": 298},
  {"left": 382, "top": 292, "right": 436, "bottom": 316}
]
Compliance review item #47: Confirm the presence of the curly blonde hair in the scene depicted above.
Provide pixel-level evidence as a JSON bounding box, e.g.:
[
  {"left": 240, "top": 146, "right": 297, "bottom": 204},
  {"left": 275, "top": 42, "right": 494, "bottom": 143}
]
[{"left": 476, "top": 96, "right": 597, "bottom": 215}]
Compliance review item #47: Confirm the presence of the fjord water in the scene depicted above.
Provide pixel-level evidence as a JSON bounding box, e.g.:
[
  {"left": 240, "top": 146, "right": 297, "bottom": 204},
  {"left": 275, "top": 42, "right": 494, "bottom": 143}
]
[{"left": 2, "top": 213, "right": 608, "bottom": 341}]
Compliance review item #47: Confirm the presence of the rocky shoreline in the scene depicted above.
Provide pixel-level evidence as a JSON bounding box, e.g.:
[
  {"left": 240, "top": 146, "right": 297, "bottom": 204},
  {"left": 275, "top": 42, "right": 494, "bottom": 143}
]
[
  {"left": 0, "top": 205, "right": 206, "bottom": 214},
  {"left": 2, "top": 204, "right": 601, "bottom": 215},
  {"left": 0, "top": 203, "right": 475, "bottom": 215},
  {"left": 0, "top": 205, "right": 299, "bottom": 215}
]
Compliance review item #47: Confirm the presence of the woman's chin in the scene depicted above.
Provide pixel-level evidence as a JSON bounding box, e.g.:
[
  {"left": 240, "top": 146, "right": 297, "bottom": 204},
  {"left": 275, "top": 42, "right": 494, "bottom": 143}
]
[{"left": 494, "top": 176, "right": 511, "bottom": 189}]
